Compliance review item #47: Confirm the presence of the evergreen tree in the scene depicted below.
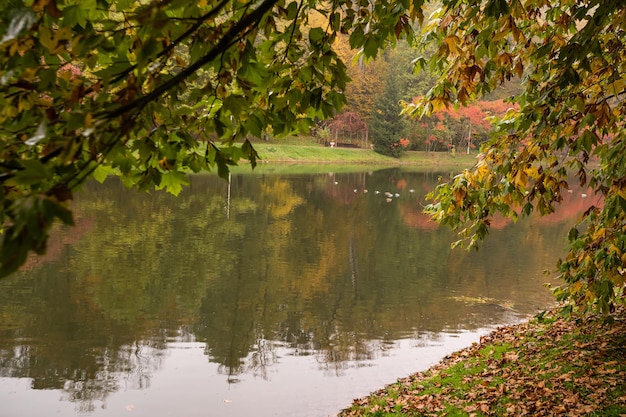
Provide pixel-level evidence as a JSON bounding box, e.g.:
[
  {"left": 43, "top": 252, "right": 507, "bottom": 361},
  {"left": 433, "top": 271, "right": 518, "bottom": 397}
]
[{"left": 369, "top": 68, "right": 408, "bottom": 158}]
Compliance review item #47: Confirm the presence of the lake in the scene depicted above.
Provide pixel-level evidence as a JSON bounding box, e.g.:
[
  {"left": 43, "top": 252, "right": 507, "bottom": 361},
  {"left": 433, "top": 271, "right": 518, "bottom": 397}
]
[{"left": 0, "top": 167, "right": 589, "bottom": 417}]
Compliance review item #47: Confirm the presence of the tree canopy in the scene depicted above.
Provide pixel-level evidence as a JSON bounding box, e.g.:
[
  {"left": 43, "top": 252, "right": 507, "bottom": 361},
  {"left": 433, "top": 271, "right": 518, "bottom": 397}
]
[
  {"left": 3, "top": 0, "right": 626, "bottom": 316},
  {"left": 0, "top": 0, "right": 422, "bottom": 277},
  {"left": 410, "top": 0, "right": 626, "bottom": 314}
]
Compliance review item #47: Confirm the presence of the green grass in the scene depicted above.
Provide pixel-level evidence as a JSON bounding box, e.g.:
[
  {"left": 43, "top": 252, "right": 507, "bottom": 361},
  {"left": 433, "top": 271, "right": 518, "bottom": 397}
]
[
  {"left": 247, "top": 142, "right": 477, "bottom": 170},
  {"left": 339, "top": 307, "right": 626, "bottom": 416}
]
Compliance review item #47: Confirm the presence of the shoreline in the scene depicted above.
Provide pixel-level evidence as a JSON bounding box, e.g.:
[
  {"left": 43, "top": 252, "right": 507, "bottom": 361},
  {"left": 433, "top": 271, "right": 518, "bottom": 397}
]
[
  {"left": 337, "top": 306, "right": 626, "bottom": 416},
  {"left": 249, "top": 143, "right": 478, "bottom": 169}
]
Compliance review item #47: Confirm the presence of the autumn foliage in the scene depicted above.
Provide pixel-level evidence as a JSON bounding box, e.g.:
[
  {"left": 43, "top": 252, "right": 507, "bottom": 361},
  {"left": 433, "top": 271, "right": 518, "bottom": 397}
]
[
  {"left": 412, "top": 0, "right": 626, "bottom": 314},
  {"left": 321, "top": 112, "right": 369, "bottom": 146},
  {"left": 407, "top": 99, "right": 514, "bottom": 152}
]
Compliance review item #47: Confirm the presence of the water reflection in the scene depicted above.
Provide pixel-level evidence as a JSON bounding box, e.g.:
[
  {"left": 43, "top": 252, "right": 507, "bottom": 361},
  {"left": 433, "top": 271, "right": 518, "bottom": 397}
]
[{"left": 0, "top": 168, "right": 588, "bottom": 416}]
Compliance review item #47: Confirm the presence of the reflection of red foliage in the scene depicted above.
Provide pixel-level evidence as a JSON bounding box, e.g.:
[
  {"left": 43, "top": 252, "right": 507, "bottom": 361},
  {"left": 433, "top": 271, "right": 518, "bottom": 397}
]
[
  {"left": 488, "top": 213, "right": 512, "bottom": 230},
  {"left": 399, "top": 202, "right": 439, "bottom": 230},
  {"left": 396, "top": 179, "right": 407, "bottom": 190},
  {"left": 537, "top": 187, "right": 602, "bottom": 225},
  {"left": 490, "top": 189, "right": 603, "bottom": 230},
  {"left": 399, "top": 185, "right": 602, "bottom": 232},
  {"left": 486, "top": 186, "right": 600, "bottom": 229}
]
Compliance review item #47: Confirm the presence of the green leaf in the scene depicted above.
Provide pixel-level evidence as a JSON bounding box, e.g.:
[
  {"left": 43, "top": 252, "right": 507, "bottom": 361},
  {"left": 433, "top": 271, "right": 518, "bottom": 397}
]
[
  {"left": 13, "top": 159, "right": 51, "bottom": 186},
  {"left": 93, "top": 165, "right": 117, "bottom": 183},
  {"left": 241, "top": 139, "right": 260, "bottom": 169},
  {"left": 222, "top": 95, "right": 248, "bottom": 118},
  {"left": 363, "top": 35, "right": 380, "bottom": 59},
  {"left": 215, "top": 151, "right": 232, "bottom": 181},
  {"left": 308, "top": 27, "right": 325, "bottom": 46},
  {"left": 63, "top": 5, "right": 88, "bottom": 28},
  {"left": 484, "top": 0, "right": 510, "bottom": 18},
  {"left": 286, "top": 1, "right": 299, "bottom": 19},
  {"left": 244, "top": 114, "right": 264, "bottom": 138},
  {"left": 579, "top": 129, "right": 598, "bottom": 153},
  {"left": 156, "top": 170, "right": 189, "bottom": 196}
]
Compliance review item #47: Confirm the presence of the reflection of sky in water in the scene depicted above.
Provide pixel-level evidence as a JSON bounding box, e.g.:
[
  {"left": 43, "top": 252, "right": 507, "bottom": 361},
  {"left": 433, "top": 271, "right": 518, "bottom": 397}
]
[{"left": 0, "top": 331, "right": 491, "bottom": 417}]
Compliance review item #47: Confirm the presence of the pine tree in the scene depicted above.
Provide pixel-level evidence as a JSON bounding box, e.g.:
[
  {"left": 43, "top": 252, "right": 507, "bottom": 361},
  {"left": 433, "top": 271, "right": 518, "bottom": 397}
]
[{"left": 369, "top": 68, "right": 408, "bottom": 158}]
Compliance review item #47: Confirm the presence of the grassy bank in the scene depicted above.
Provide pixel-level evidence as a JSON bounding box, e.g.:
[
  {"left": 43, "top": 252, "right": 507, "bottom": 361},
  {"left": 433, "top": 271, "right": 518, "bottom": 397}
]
[
  {"left": 339, "top": 307, "right": 626, "bottom": 417},
  {"left": 249, "top": 142, "right": 477, "bottom": 169}
]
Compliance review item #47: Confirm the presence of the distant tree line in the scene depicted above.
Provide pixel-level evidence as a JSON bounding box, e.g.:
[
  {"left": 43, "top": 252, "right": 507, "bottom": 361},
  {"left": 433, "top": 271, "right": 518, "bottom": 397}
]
[{"left": 326, "top": 35, "right": 520, "bottom": 157}]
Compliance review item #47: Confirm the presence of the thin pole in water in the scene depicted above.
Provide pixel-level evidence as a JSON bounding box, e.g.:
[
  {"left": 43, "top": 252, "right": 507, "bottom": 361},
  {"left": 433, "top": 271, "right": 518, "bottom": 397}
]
[{"left": 227, "top": 172, "right": 231, "bottom": 219}]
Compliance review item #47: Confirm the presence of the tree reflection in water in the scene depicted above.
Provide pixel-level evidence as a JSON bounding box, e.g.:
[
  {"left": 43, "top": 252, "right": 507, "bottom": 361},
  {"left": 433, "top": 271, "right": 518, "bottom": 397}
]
[{"left": 0, "top": 168, "right": 587, "bottom": 414}]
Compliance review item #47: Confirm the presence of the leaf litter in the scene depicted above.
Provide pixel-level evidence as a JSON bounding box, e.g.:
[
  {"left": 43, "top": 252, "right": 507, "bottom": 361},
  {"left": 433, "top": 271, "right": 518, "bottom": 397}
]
[{"left": 339, "top": 305, "right": 626, "bottom": 416}]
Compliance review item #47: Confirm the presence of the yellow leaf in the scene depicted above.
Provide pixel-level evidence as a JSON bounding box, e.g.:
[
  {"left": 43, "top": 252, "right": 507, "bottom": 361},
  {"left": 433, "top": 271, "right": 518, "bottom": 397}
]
[
  {"left": 431, "top": 97, "right": 447, "bottom": 112},
  {"left": 609, "top": 78, "right": 625, "bottom": 96},
  {"left": 608, "top": 244, "right": 620, "bottom": 254},
  {"left": 492, "top": 29, "right": 508, "bottom": 43},
  {"left": 56, "top": 26, "right": 73, "bottom": 42},
  {"left": 444, "top": 35, "right": 460, "bottom": 55},
  {"left": 39, "top": 25, "right": 66, "bottom": 54},
  {"left": 57, "top": 68, "right": 73, "bottom": 82},
  {"left": 513, "top": 170, "right": 528, "bottom": 187},
  {"left": 592, "top": 227, "right": 606, "bottom": 240},
  {"left": 570, "top": 281, "right": 583, "bottom": 294},
  {"left": 18, "top": 96, "right": 34, "bottom": 112},
  {"left": 22, "top": 68, "right": 38, "bottom": 81}
]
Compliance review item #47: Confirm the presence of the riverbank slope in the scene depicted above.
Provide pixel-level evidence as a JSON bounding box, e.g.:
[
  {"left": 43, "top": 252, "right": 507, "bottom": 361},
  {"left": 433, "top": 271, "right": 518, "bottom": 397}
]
[{"left": 338, "top": 306, "right": 626, "bottom": 416}]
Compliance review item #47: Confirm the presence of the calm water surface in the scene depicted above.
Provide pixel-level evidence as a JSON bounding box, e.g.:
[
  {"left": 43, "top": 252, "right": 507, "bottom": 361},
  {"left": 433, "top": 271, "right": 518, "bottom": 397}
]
[{"left": 0, "top": 168, "right": 591, "bottom": 417}]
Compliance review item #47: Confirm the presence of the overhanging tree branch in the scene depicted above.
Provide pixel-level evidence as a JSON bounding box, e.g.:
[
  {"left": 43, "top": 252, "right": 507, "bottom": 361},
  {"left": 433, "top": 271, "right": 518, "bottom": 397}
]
[
  {"left": 107, "top": 0, "right": 231, "bottom": 87},
  {"left": 101, "top": 0, "right": 280, "bottom": 120}
]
